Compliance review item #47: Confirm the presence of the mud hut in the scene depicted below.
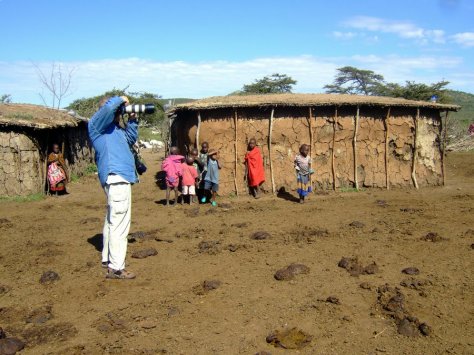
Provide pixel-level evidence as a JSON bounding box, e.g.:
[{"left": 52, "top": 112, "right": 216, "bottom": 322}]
[
  {"left": 0, "top": 104, "right": 93, "bottom": 196},
  {"left": 170, "top": 94, "right": 460, "bottom": 195}
]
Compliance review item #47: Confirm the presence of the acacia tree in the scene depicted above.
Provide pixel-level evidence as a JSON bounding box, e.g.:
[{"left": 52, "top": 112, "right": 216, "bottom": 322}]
[
  {"left": 377, "top": 80, "right": 451, "bottom": 103},
  {"left": 324, "top": 66, "right": 385, "bottom": 95},
  {"left": 35, "top": 62, "right": 75, "bottom": 109},
  {"left": 241, "top": 73, "right": 297, "bottom": 94}
]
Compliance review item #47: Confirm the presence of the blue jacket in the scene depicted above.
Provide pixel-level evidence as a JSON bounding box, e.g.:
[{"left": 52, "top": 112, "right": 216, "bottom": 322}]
[{"left": 88, "top": 96, "right": 138, "bottom": 187}]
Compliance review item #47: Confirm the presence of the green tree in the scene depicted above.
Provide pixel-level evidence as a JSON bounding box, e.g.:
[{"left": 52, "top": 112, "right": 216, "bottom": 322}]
[
  {"left": 324, "top": 66, "right": 385, "bottom": 95},
  {"left": 1, "top": 94, "right": 12, "bottom": 103},
  {"left": 377, "top": 80, "right": 451, "bottom": 103},
  {"left": 241, "top": 73, "right": 297, "bottom": 94},
  {"left": 67, "top": 89, "right": 164, "bottom": 126}
]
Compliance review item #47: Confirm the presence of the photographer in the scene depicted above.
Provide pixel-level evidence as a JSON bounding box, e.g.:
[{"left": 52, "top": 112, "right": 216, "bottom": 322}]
[{"left": 88, "top": 96, "right": 138, "bottom": 279}]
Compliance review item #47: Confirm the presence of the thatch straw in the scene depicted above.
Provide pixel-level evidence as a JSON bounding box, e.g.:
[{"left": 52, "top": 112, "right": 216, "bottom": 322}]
[
  {"left": 172, "top": 93, "right": 460, "bottom": 112},
  {"left": 0, "top": 104, "right": 86, "bottom": 130}
]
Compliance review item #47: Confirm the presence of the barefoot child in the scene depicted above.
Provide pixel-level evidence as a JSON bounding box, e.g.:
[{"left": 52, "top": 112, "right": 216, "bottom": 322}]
[
  {"left": 198, "top": 142, "right": 209, "bottom": 200},
  {"left": 161, "top": 146, "right": 184, "bottom": 206},
  {"left": 202, "top": 150, "right": 221, "bottom": 206},
  {"left": 181, "top": 156, "right": 199, "bottom": 205},
  {"left": 188, "top": 148, "right": 203, "bottom": 203},
  {"left": 244, "top": 138, "right": 265, "bottom": 198},
  {"left": 294, "top": 144, "right": 314, "bottom": 203}
]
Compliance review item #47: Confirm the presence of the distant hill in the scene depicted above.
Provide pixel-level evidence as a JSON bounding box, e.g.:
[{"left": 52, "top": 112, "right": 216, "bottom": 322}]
[{"left": 447, "top": 90, "right": 474, "bottom": 127}]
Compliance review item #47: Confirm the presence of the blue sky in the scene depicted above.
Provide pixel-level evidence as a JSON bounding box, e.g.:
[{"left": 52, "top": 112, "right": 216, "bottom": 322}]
[{"left": 1, "top": 0, "right": 473, "bottom": 106}]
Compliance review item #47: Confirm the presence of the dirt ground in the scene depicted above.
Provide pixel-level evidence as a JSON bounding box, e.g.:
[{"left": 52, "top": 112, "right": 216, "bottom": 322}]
[{"left": 0, "top": 150, "right": 473, "bottom": 355}]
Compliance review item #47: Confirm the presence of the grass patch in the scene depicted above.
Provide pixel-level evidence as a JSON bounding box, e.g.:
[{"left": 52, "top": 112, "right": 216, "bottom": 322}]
[
  {"left": 5, "top": 113, "right": 34, "bottom": 120},
  {"left": 339, "top": 187, "right": 365, "bottom": 193},
  {"left": 70, "top": 173, "right": 80, "bottom": 183},
  {"left": 69, "top": 164, "right": 97, "bottom": 183},
  {"left": 84, "top": 164, "right": 98, "bottom": 175},
  {"left": 138, "top": 126, "right": 162, "bottom": 142},
  {"left": 0, "top": 193, "right": 45, "bottom": 202}
]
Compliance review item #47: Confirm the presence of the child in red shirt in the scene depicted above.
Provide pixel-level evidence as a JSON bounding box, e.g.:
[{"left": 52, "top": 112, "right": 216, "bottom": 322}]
[{"left": 181, "top": 156, "right": 199, "bottom": 204}]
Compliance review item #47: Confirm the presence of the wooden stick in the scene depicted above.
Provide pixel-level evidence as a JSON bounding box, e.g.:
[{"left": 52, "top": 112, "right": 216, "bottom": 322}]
[
  {"left": 384, "top": 107, "right": 391, "bottom": 190},
  {"left": 196, "top": 111, "right": 201, "bottom": 149},
  {"left": 373, "top": 328, "right": 387, "bottom": 339},
  {"left": 441, "top": 110, "right": 449, "bottom": 186},
  {"left": 268, "top": 107, "right": 276, "bottom": 194},
  {"left": 411, "top": 108, "right": 419, "bottom": 189},
  {"left": 308, "top": 107, "right": 314, "bottom": 192},
  {"left": 353, "top": 106, "right": 359, "bottom": 190},
  {"left": 332, "top": 106, "right": 337, "bottom": 190},
  {"left": 43, "top": 132, "right": 49, "bottom": 195},
  {"left": 234, "top": 110, "right": 239, "bottom": 196}
]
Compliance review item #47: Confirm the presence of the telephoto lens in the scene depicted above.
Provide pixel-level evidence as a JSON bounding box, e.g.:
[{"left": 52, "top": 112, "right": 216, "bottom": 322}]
[{"left": 123, "top": 104, "right": 156, "bottom": 114}]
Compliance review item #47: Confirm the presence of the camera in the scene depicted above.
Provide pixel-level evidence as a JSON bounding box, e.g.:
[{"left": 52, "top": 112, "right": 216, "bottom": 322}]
[{"left": 119, "top": 104, "right": 156, "bottom": 115}]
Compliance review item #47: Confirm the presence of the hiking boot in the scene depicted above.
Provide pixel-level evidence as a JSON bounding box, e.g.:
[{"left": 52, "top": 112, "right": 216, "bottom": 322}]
[{"left": 106, "top": 269, "right": 136, "bottom": 279}]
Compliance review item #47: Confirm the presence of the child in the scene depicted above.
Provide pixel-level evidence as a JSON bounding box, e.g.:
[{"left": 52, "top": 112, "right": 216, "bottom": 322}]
[
  {"left": 244, "top": 138, "right": 265, "bottom": 198},
  {"left": 198, "top": 142, "right": 209, "bottom": 199},
  {"left": 199, "top": 142, "right": 209, "bottom": 179},
  {"left": 202, "top": 150, "right": 221, "bottom": 206},
  {"left": 181, "top": 156, "right": 199, "bottom": 205},
  {"left": 294, "top": 144, "right": 314, "bottom": 203},
  {"left": 161, "top": 146, "right": 184, "bottom": 206},
  {"left": 188, "top": 148, "right": 203, "bottom": 203}
]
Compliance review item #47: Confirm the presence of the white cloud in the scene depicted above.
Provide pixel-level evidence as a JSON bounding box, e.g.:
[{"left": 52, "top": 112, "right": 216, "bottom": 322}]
[
  {"left": 332, "top": 31, "right": 357, "bottom": 40},
  {"left": 344, "top": 16, "right": 445, "bottom": 44},
  {"left": 451, "top": 32, "right": 474, "bottom": 47},
  {"left": 0, "top": 54, "right": 470, "bottom": 106}
]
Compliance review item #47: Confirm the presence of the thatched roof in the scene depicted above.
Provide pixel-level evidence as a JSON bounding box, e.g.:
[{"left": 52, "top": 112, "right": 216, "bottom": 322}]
[
  {"left": 0, "top": 104, "right": 87, "bottom": 130},
  {"left": 173, "top": 93, "right": 460, "bottom": 112}
]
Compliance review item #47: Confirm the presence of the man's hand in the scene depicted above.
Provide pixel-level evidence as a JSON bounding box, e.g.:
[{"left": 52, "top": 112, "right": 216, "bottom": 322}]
[
  {"left": 120, "top": 96, "right": 130, "bottom": 106},
  {"left": 128, "top": 112, "right": 137, "bottom": 121}
]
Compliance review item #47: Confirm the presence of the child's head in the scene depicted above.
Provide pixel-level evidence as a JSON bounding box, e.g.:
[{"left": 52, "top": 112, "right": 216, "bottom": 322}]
[
  {"left": 299, "top": 144, "right": 309, "bottom": 157},
  {"left": 169, "top": 146, "right": 179, "bottom": 155},
  {"left": 186, "top": 156, "right": 194, "bottom": 165},
  {"left": 248, "top": 138, "right": 256, "bottom": 150},
  {"left": 191, "top": 148, "right": 199, "bottom": 158},
  {"left": 208, "top": 150, "right": 218, "bottom": 160},
  {"left": 201, "top": 142, "right": 209, "bottom": 153},
  {"left": 52, "top": 143, "right": 60, "bottom": 153}
]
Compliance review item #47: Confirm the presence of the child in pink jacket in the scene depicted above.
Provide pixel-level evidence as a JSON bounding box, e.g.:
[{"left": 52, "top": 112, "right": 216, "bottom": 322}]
[{"left": 161, "top": 146, "right": 184, "bottom": 206}]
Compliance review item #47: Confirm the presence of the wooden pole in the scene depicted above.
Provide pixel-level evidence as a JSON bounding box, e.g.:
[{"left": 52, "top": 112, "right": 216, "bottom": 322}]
[
  {"left": 353, "top": 106, "right": 359, "bottom": 190},
  {"left": 43, "top": 132, "right": 49, "bottom": 195},
  {"left": 384, "top": 107, "right": 391, "bottom": 190},
  {"left": 196, "top": 111, "right": 201, "bottom": 149},
  {"left": 332, "top": 106, "right": 337, "bottom": 191},
  {"left": 441, "top": 110, "right": 449, "bottom": 186},
  {"left": 308, "top": 107, "right": 314, "bottom": 192},
  {"left": 411, "top": 108, "right": 420, "bottom": 189},
  {"left": 234, "top": 110, "right": 239, "bottom": 196},
  {"left": 268, "top": 107, "right": 276, "bottom": 194}
]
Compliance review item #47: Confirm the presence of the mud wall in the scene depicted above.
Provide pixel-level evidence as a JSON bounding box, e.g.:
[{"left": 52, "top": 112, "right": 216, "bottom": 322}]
[
  {"left": 0, "top": 131, "right": 43, "bottom": 196},
  {"left": 172, "top": 106, "right": 444, "bottom": 195},
  {"left": 63, "top": 123, "right": 94, "bottom": 178},
  {"left": 0, "top": 123, "right": 93, "bottom": 196}
]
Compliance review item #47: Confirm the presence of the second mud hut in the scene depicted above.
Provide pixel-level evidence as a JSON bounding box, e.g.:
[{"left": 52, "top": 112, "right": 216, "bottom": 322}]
[{"left": 170, "top": 94, "right": 460, "bottom": 195}]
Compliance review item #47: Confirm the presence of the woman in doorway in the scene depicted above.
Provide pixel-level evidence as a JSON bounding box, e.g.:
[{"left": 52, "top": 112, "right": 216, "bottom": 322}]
[{"left": 47, "top": 143, "right": 69, "bottom": 195}]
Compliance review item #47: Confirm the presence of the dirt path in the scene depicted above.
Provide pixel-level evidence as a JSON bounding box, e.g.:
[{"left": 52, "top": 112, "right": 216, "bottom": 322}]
[{"left": 0, "top": 151, "right": 473, "bottom": 354}]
